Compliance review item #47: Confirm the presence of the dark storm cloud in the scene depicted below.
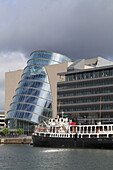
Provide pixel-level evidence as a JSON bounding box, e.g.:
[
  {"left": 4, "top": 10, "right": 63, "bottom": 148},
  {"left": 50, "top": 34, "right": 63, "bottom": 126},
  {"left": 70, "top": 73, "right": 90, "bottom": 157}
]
[
  {"left": 0, "top": 0, "right": 113, "bottom": 60},
  {"left": 0, "top": 0, "right": 113, "bottom": 110}
]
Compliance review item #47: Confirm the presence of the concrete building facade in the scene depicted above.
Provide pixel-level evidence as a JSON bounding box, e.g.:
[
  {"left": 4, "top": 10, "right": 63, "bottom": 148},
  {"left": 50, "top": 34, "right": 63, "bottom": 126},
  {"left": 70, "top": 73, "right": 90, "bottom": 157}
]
[
  {"left": 57, "top": 57, "right": 113, "bottom": 125},
  {"left": 0, "top": 112, "right": 5, "bottom": 129},
  {"left": 5, "top": 50, "right": 72, "bottom": 133},
  {"left": 5, "top": 70, "right": 24, "bottom": 117}
]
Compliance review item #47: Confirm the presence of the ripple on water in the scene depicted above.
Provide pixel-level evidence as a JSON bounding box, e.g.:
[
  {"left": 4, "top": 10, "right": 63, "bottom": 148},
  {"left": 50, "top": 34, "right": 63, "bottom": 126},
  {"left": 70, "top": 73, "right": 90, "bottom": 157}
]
[{"left": 0, "top": 145, "right": 113, "bottom": 170}]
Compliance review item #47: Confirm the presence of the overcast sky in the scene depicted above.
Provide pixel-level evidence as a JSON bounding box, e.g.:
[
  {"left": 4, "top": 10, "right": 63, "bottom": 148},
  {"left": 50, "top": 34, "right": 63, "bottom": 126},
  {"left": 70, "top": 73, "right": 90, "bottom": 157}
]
[{"left": 0, "top": 0, "right": 113, "bottom": 111}]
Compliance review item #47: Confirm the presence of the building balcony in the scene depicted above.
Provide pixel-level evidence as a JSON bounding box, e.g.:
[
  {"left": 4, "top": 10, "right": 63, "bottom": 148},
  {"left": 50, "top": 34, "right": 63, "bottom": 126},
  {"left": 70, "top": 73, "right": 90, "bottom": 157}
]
[
  {"left": 57, "top": 109, "right": 113, "bottom": 115},
  {"left": 58, "top": 75, "right": 113, "bottom": 85},
  {"left": 59, "top": 101, "right": 113, "bottom": 107},
  {"left": 57, "top": 84, "right": 113, "bottom": 93},
  {"left": 57, "top": 92, "right": 113, "bottom": 100}
]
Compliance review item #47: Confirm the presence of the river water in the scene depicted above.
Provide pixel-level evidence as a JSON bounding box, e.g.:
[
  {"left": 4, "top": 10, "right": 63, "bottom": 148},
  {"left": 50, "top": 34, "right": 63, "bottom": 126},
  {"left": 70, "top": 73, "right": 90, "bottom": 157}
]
[{"left": 0, "top": 144, "right": 113, "bottom": 170}]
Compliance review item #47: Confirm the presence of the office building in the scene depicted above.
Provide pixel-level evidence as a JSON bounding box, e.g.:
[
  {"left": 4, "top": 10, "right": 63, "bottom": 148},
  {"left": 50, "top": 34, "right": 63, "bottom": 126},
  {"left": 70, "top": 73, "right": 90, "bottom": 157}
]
[
  {"left": 57, "top": 57, "right": 113, "bottom": 124},
  {"left": 0, "top": 112, "right": 5, "bottom": 128},
  {"left": 5, "top": 50, "right": 72, "bottom": 133}
]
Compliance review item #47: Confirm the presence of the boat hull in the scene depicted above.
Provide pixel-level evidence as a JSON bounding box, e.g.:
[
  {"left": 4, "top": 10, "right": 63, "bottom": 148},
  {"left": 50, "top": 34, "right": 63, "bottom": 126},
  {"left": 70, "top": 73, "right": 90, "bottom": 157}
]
[
  {"left": 32, "top": 135, "right": 113, "bottom": 149},
  {"left": 32, "top": 135, "right": 76, "bottom": 148},
  {"left": 76, "top": 138, "right": 113, "bottom": 149}
]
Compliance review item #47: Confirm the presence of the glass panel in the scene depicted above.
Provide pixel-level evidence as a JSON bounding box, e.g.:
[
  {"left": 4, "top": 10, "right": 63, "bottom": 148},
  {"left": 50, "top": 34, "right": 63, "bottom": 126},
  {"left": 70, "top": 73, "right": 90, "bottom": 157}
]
[
  {"left": 7, "top": 108, "right": 52, "bottom": 122},
  {"left": 31, "top": 51, "right": 72, "bottom": 63},
  {"left": 21, "top": 73, "right": 49, "bottom": 83},
  {"left": 59, "top": 96, "right": 113, "bottom": 104},
  {"left": 15, "top": 88, "right": 51, "bottom": 100},
  {"left": 58, "top": 78, "right": 113, "bottom": 90},
  {"left": 13, "top": 95, "right": 51, "bottom": 108},
  {"left": 77, "top": 74, "right": 80, "bottom": 80},
  {"left": 27, "top": 58, "right": 58, "bottom": 66},
  {"left": 58, "top": 87, "right": 113, "bottom": 97},
  {"left": 104, "top": 69, "right": 110, "bottom": 77},
  {"left": 9, "top": 102, "right": 52, "bottom": 113},
  {"left": 6, "top": 111, "right": 32, "bottom": 120},
  {"left": 24, "top": 65, "right": 47, "bottom": 74},
  {"left": 18, "top": 80, "right": 50, "bottom": 91},
  {"left": 7, "top": 110, "right": 51, "bottom": 124},
  {"left": 65, "top": 68, "right": 113, "bottom": 83}
]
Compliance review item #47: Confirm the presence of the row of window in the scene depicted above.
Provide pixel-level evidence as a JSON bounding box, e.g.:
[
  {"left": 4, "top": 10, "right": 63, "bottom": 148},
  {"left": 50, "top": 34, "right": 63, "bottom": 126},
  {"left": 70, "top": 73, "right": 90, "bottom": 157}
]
[
  {"left": 77, "top": 114, "right": 113, "bottom": 119},
  {"left": 9, "top": 119, "right": 34, "bottom": 130},
  {"left": 59, "top": 97, "right": 113, "bottom": 105},
  {"left": 27, "top": 58, "right": 59, "bottom": 67},
  {"left": 7, "top": 111, "right": 32, "bottom": 120},
  {"left": 7, "top": 111, "right": 41, "bottom": 124},
  {"left": 10, "top": 102, "right": 52, "bottom": 113},
  {"left": 13, "top": 95, "right": 51, "bottom": 108},
  {"left": 58, "top": 78, "right": 113, "bottom": 90},
  {"left": 7, "top": 110, "right": 51, "bottom": 124},
  {"left": 19, "top": 81, "right": 50, "bottom": 92},
  {"left": 66, "top": 68, "right": 113, "bottom": 82},
  {"left": 58, "top": 88, "right": 113, "bottom": 98},
  {"left": 24, "top": 65, "right": 47, "bottom": 74},
  {"left": 18, "top": 80, "right": 50, "bottom": 92},
  {"left": 77, "top": 126, "right": 113, "bottom": 131},
  {"left": 60, "top": 106, "right": 113, "bottom": 112},
  {"left": 50, "top": 134, "right": 73, "bottom": 138},
  {"left": 22, "top": 73, "right": 49, "bottom": 83},
  {"left": 8, "top": 117, "right": 46, "bottom": 129},
  {"left": 31, "top": 51, "right": 72, "bottom": 63},
  {"left": 67, "top": 111, "right": 113, "bottom": 117},
  {"left": 15, "top": 88, "right": 51, "bottom": 100}
]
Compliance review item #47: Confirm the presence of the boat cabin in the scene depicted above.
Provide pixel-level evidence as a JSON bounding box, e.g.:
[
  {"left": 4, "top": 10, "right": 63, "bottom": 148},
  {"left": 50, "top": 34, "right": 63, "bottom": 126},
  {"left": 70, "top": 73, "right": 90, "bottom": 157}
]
[{"left": 77, "top": 124, "right": 113, "bottom": 139}]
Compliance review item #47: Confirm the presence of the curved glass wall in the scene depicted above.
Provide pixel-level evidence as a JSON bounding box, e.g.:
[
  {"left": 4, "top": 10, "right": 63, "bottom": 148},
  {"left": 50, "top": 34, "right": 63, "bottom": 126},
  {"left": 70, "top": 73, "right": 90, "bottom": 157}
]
[
  {"left": 30, "top": 51, "right": 72, "bottom": 63},
  {"left": 27, "top": 58, "right": 59, "bottom": 66},
  {"left": 18, "top": 80, "right": 50, "bottom": 91},
  {"left": 24, "top": 65, "right": 46, "bottom": 74},
  {"left": 21, "top": 73, "right": 49, "bottom": 83},
  {"left": 6, "top": 50, "right": 72, "bottom": 130},
  {"left": 13, "top": 95, "right": 51, "bottom": 107},
  {"left": 15, "top": 88, "right": 51, "bottom": 100}
]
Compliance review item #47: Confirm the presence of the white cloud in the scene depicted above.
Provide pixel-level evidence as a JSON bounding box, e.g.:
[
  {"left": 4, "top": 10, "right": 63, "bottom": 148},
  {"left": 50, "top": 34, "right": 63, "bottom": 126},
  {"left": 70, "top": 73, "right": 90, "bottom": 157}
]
[{"left": 0, "top": 51, "right": 27, "bottom": 111}]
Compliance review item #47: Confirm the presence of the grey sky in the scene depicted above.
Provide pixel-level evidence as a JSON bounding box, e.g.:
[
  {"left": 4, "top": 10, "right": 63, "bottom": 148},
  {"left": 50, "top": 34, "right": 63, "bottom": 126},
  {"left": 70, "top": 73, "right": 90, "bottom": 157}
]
[
  {"left": 0, "top": 0, "right": 113, "bottom": 110},
  {"left": 0, "top": 0, "right": 113, "bottom": 59}
]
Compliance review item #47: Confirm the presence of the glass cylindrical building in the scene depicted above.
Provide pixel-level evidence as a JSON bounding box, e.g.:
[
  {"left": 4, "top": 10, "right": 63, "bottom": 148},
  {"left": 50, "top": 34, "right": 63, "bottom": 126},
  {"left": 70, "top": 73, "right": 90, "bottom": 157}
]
[{"left": 6, "top": 50, "right": 72, "bottom": 134}]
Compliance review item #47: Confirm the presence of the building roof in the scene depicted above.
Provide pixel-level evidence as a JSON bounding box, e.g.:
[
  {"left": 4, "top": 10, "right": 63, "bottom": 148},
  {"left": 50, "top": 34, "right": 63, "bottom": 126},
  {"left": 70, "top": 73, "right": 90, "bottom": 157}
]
[
  {"left": 67, "top": 59, "right": 85, "bottom": 72},
  {"left": 58, "top": 57, "right": 113, "bottom": 75},
  {"left": 85, "top": 57, "right": 113, "bottom": 67}
]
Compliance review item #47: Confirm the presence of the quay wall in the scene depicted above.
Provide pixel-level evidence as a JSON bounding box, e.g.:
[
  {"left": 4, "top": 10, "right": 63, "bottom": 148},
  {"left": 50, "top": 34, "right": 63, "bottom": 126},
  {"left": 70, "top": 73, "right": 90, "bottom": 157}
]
[{"left": 0, "top": 137, "right": 32, "bottom": 144}]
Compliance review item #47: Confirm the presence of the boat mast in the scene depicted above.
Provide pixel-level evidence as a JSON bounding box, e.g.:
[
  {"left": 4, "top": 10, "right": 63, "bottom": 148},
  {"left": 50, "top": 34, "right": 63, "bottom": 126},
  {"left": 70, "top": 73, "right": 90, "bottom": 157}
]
[
  {"left": 99, "top": 96, "right": 102, "bottom": 124},
  {"left": 62, "top": 111, "right": 64, "bottom": 118},
  {"left": 58, "top": 100, "right": 60, "bottom": 114}
]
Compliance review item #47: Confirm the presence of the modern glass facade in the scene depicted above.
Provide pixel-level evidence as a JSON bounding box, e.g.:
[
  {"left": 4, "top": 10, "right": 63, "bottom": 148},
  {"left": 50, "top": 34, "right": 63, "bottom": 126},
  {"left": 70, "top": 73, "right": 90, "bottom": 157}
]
[
  {"left": 57, "top": 65, "right": 113, "bottom": 125},
  {"left": 6, "top": 50, "right": 72, "bottom": 133}
]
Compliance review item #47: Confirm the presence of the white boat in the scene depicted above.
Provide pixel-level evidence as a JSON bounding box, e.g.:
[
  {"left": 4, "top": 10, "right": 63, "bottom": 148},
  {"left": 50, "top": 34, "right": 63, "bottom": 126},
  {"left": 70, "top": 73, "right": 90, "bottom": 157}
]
[{"left": 32, "top": 116, "right": 113, "bottom": 149}]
